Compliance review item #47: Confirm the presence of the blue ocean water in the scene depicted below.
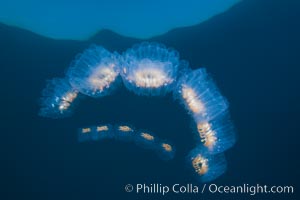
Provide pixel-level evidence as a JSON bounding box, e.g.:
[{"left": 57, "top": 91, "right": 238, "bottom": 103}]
[
  {"left": 0, "top": 0, "right": 239, "bottom": 39},
  {"left": 0, "top": 0, "right": 299, "bottom": 199}
]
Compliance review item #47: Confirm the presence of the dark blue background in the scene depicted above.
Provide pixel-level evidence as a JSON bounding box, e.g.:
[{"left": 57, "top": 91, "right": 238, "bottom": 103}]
[{"left": 0, "top": 0, "right": 299, "bottom": 199}]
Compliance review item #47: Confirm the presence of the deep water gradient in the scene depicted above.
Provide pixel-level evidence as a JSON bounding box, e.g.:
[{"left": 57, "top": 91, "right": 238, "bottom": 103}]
[{"left": 0, "top": 0, "right": 239, "bottom": 40}]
